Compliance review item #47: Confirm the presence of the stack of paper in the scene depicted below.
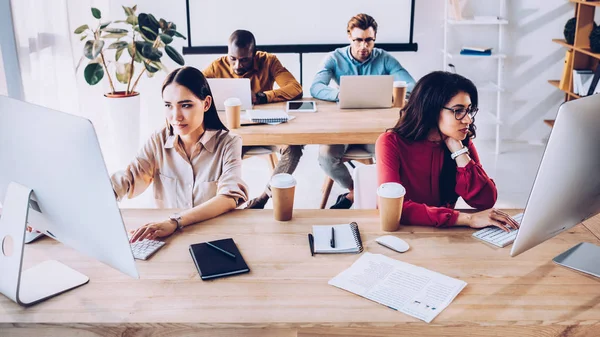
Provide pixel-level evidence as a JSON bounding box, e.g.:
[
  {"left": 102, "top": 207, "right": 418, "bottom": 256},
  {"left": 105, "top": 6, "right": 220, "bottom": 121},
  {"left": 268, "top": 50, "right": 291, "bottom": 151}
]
[{"left": 329, "top": 252, "right": 467, "bottom": 323}]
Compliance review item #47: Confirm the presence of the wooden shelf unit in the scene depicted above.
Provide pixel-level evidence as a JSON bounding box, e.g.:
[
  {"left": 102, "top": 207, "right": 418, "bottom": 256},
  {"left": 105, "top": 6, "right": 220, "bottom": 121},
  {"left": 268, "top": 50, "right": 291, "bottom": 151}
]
[{"left": 547, "top": 0, "right": 600, "bottom": 126}]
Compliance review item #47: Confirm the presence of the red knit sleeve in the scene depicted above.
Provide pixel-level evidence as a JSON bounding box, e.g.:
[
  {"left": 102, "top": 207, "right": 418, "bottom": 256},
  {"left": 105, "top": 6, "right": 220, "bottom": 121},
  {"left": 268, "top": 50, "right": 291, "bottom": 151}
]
[
  {"left": 376, "top": 132, "right": 460, "bottom": 227},
  {"left": 455, "top": 141, "right": 498, "bottom": 210}
]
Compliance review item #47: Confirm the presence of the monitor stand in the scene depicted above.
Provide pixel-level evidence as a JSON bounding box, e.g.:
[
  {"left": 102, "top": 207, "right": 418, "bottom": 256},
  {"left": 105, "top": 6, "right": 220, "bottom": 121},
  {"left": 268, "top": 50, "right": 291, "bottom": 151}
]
[
  {"left": 0, "top": 182, "right": 89, "bottom": 306},
  {"left": 553, "top": 242, "right": 600, "bottom": 278}
]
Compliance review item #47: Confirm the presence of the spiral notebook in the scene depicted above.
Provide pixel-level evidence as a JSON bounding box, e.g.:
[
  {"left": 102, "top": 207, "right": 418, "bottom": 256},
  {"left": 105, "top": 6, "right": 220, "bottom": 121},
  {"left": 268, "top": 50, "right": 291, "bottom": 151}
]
[
  {"left": 312, "top": 222, "right": 363, "bottom": 254},
  {"left": 247, "top": 109, "right": 289, "bottom": 123}
]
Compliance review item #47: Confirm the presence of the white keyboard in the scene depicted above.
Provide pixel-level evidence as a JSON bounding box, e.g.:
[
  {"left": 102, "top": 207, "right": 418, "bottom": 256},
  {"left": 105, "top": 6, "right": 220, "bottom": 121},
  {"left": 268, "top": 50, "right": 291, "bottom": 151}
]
[
  {"left": 130, "top": 239, "right": 165, "bottom": 260},
  {"left": 472, "top": 213, "right": 523, "bottom": 248}
]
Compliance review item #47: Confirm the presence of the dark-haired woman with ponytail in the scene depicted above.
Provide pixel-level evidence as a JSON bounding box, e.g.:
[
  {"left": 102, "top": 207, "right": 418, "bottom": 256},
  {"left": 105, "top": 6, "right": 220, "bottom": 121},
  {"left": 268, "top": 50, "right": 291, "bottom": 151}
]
[
  {"left": 376, "top": 71, "right": 519, "bottom": 231},
  {"left": 111, "top": 66, "right": 248, "bottom": 242}
]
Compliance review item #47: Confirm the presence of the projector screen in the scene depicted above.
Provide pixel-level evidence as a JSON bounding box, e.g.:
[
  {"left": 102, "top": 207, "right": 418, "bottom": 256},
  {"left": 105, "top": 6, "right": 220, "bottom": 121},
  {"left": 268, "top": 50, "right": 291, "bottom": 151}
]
[{"left": 183, "top": 0, "right": 416, "bottom": 54}]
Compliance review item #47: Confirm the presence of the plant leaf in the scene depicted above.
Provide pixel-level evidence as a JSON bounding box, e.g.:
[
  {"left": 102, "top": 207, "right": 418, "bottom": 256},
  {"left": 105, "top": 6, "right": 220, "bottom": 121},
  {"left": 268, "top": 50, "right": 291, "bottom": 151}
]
[
  {"left": 138, "top": 13, "right": 159, "bottom": 40},
  {"left": 122, "top": 6, "right": 133, "bottom": 17},
  {"left": 91, "top": 8, "right": 101, "bottom": 19},
  {"left": 101, "top": 33, "right": 128, "bottom": 39},
  {"left": 141, "top": 26, "right": 158, "bottom": 40},
  {"left": 143, "top": 60, "right": 160, "bottom": 73},
  {"left": 101, "top": 28, "right": 128, "bottom": 34},
  {"left": 92, "top": 40, "right": 104, "bottom": 59},
  {"left": 159, "top": 19, "right": 168, "bottom": 30},
  {"left": 132, "top": 5, "right": 137, "bottom": 12},
  {"left": 126, "top": 15, "right": 138, "bottom": 26},
  {"left": 140, "top": 43, "right": 162, "bottom": 61},
  {"left": 115, "top": 47, "right": 125, "bottom": 61},
  {"left": 74, "top": 24, "right": 89, "bottom": 34},
  {"left": 80, "top": 34, "right": 88, "bottom": 41},
  {"left": 108, "top": 41, "right": 128, "bottom": 49},
  {"left": 115, "top": 63, "right": 133, "bottom": 84},
  {"left": 83, "top": 40, "right": 94, "bottom": 59},
  {"left": 159, "top": 34, "right": 173, "bottom": 44},
  {"left": 171, "top": 30, "right": 186, "bottom": 40},
  {"left": 165, "top": 45, "right": 185, "bottom": 65},
  {"left": 84, "top": 63, "right": 104, "bottom": 85},
  {"left": 99, "top": 21, "right": 111, "bottom": 29}
]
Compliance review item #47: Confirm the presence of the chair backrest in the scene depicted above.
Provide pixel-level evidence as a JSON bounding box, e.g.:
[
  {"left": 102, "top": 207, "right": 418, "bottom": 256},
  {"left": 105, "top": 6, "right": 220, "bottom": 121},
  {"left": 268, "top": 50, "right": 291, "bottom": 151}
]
[{"left": 352, "top": 164, "right": 378, "bottom": 209}]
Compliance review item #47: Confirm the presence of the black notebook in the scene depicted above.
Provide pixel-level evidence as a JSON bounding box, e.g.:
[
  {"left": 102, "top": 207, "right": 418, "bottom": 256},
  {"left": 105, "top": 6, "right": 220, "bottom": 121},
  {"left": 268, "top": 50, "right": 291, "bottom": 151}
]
[{"left": 189, "top": 238, "right": 250, "bottom": 280}]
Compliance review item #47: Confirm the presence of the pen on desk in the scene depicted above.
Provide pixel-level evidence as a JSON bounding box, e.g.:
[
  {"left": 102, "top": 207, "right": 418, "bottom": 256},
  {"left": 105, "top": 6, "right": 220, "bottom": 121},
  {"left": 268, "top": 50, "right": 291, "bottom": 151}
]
[
  {"left": 308, "top": 233, "right": 315, "bottom": 257},
  {"left": 330, "top": 227, "right": 335, "bottom": 248},
  {"left": 207, "top": 242, "right": 236, "bottom": 259}
]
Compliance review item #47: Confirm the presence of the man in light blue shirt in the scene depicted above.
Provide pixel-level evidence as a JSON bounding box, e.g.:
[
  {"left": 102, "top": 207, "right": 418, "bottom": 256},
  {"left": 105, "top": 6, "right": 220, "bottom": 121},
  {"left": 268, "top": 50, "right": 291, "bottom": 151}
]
[{"left": 311, "top": 13, "right": 416, "bottom": 209}]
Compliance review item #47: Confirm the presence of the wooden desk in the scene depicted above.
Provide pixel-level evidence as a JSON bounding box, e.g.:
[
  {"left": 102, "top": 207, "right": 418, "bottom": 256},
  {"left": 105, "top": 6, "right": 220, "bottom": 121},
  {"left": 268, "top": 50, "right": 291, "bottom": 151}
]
[
  {"left": 220, "top": 99, "right": 399, "bottom": 146},
  {"left": 1, "top": 209, "right": 600, "bottom": 337}
]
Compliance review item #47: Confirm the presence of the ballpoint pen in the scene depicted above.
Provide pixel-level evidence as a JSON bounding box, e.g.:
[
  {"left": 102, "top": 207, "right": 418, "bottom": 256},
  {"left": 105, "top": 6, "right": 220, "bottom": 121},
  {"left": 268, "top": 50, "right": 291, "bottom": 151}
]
[
  {"left": 308, "top": 233, "right": 315, "bottom": 256},
  {"left": 330, "top": 227, "right": 335, "bottom": 248},
  {"left": 207, "top": 242, "right": 236, "bottom": 259}
]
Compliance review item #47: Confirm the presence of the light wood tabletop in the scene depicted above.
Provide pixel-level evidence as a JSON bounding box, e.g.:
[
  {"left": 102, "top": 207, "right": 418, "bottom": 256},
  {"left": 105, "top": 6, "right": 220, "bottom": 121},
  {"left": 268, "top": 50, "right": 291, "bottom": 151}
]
[
  {"left": 219, "top": 99, "right": 400, "bottom": 146},
  {"left": 1, "top": 209, "right": 600, "bottom": 337}
]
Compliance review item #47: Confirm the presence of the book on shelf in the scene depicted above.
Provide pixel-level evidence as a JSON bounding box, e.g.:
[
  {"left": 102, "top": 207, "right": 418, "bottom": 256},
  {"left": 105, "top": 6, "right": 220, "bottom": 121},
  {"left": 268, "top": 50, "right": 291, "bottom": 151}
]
[
  {"left": 460, "top": 47, "right": 492, "bottom": 56},
  {"left": 572, "top": 69, "right": 595, "bottom": 96}
]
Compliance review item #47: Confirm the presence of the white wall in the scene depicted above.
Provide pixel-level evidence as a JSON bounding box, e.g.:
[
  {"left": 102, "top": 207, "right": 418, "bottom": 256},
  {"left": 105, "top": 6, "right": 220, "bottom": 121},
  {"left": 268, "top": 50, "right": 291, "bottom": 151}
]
[{"left": 82, "top": 0, "right": 585, "bottom": 143}]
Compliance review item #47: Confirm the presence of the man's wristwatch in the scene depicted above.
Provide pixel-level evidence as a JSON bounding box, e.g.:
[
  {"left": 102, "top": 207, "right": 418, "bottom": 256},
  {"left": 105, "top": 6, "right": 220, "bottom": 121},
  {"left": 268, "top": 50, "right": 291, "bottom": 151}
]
[
  {"left": 255, "top": 92, "right": 268, "bottom": 104},
  {"left": 450, "top": 147, "right": 469, "bottom": 160},
  {"left": 169, "top": 213, "right": 184, "bottom": 231}
]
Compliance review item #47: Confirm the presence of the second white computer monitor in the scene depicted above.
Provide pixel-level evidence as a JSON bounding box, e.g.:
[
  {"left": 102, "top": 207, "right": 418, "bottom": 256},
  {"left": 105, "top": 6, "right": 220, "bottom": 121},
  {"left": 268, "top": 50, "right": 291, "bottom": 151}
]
[{"left": 510, "top": 94, "right": 600, "bottom": 276}]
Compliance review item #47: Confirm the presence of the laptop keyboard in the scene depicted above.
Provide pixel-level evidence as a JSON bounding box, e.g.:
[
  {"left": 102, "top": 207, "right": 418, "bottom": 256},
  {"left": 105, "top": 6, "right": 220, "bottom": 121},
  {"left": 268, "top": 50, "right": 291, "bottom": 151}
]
[
  {"left": 130, "top": 239, "right": 165, "bottom": 260},
  {"left": 472, "top": 213, "right": 523, "bottom": 248}
]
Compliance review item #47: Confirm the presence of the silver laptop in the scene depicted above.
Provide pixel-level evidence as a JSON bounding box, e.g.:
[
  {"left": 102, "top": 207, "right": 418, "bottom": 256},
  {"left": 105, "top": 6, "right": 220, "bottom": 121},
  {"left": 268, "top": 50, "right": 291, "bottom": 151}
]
[
  {"left": 207, "top": 78, "right": 253, "bottom": 111},
  {"left": 338, "top": 75, "right": 394, "bottom": 109}
]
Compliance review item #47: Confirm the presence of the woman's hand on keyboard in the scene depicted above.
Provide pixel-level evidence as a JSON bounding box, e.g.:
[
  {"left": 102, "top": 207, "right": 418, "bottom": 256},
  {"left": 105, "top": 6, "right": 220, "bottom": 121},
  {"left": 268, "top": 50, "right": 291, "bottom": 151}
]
[
  {"left": 129, "top": 220, "right": 177, "bottom": 243},
  {"left": 461, "top": 209, "right": 520, "bottom": 232}
]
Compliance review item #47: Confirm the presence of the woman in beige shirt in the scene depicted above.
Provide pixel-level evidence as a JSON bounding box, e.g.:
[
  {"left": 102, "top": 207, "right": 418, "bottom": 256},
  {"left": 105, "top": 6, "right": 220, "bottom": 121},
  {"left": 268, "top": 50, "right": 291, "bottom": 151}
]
[{"left": 111, "top": 67, "right": 248, "bottom": 242}]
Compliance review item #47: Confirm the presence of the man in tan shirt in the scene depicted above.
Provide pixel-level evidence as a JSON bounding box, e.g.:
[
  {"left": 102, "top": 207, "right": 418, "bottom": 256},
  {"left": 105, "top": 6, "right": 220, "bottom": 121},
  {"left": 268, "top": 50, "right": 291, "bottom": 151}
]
[{"left": 203, "top": 30, "right": 304, "bottom": 209}]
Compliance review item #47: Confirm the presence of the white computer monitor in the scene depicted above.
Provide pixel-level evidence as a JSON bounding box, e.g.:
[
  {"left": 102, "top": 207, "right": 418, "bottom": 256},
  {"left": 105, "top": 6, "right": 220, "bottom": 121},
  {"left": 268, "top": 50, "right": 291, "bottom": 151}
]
[
  {"left": 207, "top": 78, "right": 253, "bottom": 111},
  {"left": 338, "top": 75, "right": 394, "bottom": 109},
  {"left": 510, "top": 94, "right": 600, "bottom": 277},
  {"left": 0, "top": 95, "right": 138, "bottom": 306}
]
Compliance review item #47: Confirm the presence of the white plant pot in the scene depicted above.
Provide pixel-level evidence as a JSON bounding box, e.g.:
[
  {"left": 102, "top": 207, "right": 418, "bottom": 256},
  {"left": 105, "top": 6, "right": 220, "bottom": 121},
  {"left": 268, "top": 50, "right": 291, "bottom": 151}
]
[{"left": 103, "top": 92, "right": 141, "bottom": 173}]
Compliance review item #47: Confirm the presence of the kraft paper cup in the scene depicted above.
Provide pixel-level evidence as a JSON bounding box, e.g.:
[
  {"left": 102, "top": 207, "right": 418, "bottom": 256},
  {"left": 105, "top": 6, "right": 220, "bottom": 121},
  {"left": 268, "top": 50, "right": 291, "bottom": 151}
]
[
  {"left": 270, "top": 173, "right": 296, "bottom": 221},
  {"left": 378, "top": 182, "right": 406, "bottom": 231},
  {"left": 224, "top": 97, "right": 241, "bottom": 129},
  {"left": 392, "top": 81, "right": 408, "bottom": 108}
]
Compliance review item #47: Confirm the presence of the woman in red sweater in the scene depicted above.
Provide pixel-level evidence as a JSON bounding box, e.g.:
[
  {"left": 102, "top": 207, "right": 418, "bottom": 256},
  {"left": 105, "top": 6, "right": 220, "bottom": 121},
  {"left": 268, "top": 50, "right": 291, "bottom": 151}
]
[{"left": 376, "top": 71, "right": 519, "bottom": 231}]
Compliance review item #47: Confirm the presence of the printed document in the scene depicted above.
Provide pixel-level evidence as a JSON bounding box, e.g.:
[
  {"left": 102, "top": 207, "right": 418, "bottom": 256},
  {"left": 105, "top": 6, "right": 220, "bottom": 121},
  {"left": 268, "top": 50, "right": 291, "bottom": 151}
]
[{"left": 328, "top": 252, "right": 467, "bottom": 323}]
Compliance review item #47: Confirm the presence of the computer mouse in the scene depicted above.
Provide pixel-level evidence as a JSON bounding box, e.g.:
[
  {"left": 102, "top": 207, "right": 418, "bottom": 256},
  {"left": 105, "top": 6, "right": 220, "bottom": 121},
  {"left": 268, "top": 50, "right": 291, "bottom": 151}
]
[{"left": 375, "top": 235, "right": 410, "bottom": 253}]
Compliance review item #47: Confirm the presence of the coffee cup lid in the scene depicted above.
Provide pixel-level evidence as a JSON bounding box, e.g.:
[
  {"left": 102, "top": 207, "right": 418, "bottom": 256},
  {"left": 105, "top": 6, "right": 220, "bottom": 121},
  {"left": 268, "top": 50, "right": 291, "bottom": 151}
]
[
  {"left": 377, "top": 182, "right": 406, "bottom": 198},
  {"left": 224, "top": 97, "right": 242, "bottom": 107},
  {"left": 271, "top": 173, "right": 296, "bottom": 188},
  {"left": 393, "top": 81, "right": 407, "bottom": 88}
]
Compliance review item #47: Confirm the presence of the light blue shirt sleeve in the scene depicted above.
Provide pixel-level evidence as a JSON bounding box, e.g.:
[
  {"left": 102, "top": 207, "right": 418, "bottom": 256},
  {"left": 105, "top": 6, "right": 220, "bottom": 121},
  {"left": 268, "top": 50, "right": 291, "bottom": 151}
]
[
  {"left": 385, "top": 54, "right": 416, "bottom": 94},
  {"left": 310, "top": 54, "right": 340, "bottom": 102}
]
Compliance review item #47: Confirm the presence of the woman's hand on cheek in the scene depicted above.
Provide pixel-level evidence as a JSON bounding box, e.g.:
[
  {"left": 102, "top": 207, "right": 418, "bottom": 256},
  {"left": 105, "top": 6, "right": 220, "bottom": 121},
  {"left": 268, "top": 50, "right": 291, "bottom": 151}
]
[{"left": 444, "top": 137, "right": 464, "bottom": 153}]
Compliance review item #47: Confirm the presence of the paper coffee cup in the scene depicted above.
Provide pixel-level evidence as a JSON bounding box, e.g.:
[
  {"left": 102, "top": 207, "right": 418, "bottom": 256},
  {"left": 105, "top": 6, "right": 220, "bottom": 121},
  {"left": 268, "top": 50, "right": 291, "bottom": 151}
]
[
  {"left": 377, "top": 183, "right": 406, "bottom": 232},
  {"left": 392, "top": 82, "right": 408, "bottom": 108},
  {"left": 270, "top": 173, "right": 296, "bottom": 221},
  {"left": 224, "top": 97, "right": 241, "bottom": 129}
]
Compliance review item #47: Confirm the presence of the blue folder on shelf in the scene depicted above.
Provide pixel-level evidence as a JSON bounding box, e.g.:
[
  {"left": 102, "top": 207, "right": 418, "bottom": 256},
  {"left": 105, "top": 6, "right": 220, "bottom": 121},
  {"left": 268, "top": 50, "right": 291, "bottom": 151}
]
[{"left": 460, "top": 47, "right": 492, "bottom": 56}]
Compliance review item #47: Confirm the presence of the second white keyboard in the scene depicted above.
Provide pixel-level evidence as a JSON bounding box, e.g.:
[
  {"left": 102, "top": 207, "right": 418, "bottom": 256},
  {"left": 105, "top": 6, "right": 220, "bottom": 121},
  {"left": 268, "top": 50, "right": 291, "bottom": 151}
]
[
  {"left": 472, "top": 213, "right": 523, "bottom": 248},
  {"left": 130, "top": 239, "right": 165, "bottom": 260}
]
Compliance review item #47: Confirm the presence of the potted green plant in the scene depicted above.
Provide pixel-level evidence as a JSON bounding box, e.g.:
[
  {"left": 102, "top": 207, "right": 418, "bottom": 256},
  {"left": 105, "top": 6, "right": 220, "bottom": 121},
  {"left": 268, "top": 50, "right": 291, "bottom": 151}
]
[{"left": 74, "top": 5, "right": 185, "bottom": 170}]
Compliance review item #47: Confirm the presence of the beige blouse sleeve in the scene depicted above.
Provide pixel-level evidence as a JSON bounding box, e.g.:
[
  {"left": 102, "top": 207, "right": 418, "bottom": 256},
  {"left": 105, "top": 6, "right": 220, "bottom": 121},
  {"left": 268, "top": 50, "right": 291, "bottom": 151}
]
[
  {"left": 217, "top": 134, "right": 249, "bottom": 205},
  {"left": 110, "top": 135, "right": 157, "bottom": 201}
]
